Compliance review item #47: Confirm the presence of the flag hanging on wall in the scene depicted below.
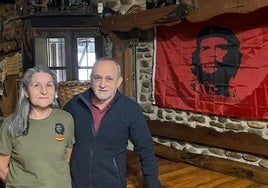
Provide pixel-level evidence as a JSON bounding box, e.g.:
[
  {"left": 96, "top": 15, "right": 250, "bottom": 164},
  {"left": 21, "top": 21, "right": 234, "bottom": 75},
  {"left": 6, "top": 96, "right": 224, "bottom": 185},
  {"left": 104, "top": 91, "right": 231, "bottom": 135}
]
[{"left": 153, "top": 8, "right": 268, "bottom": 120}]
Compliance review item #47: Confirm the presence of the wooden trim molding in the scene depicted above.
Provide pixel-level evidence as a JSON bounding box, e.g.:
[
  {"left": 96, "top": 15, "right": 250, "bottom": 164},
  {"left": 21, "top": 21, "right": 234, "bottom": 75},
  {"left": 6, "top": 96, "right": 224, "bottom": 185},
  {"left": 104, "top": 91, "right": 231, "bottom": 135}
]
[{"left": 148, "top": 120, "right": 268, "bottom": 157}]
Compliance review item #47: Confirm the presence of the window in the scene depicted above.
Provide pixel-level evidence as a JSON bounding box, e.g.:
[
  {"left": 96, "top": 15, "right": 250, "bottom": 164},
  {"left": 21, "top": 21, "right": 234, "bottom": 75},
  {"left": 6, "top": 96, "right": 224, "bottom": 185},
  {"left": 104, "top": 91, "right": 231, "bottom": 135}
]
[
  {"left": 47, "top": 38, "right": 67, "bottom": 81},
  {"left": 77, "top": 37, "right": 96, "bottom": 80},
  {"left": 33, "top": 28, "right": 104, "bottom": 81}
]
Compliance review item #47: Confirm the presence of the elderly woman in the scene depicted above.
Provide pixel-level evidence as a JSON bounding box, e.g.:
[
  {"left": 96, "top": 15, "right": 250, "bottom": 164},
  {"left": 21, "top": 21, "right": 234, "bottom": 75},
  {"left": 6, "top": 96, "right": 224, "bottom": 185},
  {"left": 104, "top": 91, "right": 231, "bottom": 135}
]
[{"left": 0, "top": 65, "right": 74, "bottom": 188}]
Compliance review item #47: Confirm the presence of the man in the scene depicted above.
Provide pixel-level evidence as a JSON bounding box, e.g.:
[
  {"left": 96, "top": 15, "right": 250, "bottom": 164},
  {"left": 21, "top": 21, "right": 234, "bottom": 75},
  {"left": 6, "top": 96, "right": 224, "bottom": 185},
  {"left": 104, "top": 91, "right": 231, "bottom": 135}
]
[
  {"left": 63, "top": 57, "right": 161, "bottom": 188},
  {"left": 191, "top": 25, "right": 242, "bottom": 97}
]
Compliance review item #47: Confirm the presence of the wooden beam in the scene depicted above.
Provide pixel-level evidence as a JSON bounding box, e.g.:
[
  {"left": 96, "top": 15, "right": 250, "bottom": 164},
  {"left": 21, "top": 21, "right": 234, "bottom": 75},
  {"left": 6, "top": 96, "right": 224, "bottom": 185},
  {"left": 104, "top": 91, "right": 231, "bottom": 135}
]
[
  {"left": 108, "top": 32, "right": 130, "bottom": 96},
  {"left": 186, "top": 0, "right": 268, "bottom": 22},
  {"left": 100, "top": 4, "right": 187, "bottom": 34},
  {"left": 153, "top": 142, "right": 268, "bottom": 185},
  {"left": 148, "top": 120, "right": 268, "bottom": 157},
  {"left": 122, "top": 47, "right": 133, "bottom": 98},
  {"left": 100, "top": 0, "right": 268, "bottom": 34}
]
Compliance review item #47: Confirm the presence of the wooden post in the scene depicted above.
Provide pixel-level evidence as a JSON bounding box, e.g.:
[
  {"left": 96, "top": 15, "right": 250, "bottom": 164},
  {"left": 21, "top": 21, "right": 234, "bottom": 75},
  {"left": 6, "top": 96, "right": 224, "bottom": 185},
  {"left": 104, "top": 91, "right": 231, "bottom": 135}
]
[{"left": 109, "top": 31, "right": 133, "bottom": 98}]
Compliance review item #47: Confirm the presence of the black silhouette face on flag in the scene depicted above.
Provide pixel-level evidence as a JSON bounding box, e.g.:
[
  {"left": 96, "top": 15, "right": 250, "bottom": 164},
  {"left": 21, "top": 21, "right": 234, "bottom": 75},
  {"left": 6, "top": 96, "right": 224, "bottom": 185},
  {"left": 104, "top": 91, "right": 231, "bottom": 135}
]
[{"left": 191, "top": 25, "right": 242, "bottom": 97}]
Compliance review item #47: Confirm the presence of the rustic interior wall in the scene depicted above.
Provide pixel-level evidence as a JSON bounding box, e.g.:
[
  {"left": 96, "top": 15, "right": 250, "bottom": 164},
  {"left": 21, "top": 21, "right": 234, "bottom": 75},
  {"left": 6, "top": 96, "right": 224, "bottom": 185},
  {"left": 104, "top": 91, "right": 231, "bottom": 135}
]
[
  {"left": 0, "top": 2, "right": 23, "bottom": 117},
  {"left": 0, "top": 2, "right": 22, "bottom": 42},
  {"left": 2, "top": 0, "right": 268, "bottom": 171},
  {"left": 134, "top": 41, "right": 268, "bottom": 169}
]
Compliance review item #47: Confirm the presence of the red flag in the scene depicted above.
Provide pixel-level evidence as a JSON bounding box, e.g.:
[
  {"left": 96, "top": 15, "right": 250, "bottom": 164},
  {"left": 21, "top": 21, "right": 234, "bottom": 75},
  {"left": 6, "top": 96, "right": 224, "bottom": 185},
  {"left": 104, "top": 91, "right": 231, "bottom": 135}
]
[{"left": 153, "top": 8, "right": 268, "bottom": 120}]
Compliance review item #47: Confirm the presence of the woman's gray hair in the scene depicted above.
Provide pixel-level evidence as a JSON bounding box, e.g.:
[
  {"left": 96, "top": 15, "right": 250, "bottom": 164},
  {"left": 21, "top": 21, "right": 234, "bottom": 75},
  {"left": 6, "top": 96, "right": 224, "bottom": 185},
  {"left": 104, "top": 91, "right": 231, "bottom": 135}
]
[{"left": 9, "top": 65, "right": 59, "bottom": 137}]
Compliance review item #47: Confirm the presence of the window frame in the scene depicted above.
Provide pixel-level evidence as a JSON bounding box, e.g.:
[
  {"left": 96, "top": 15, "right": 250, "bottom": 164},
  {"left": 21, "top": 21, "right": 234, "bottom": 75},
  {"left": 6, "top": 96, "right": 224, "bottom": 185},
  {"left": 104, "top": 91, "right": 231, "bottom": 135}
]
[{"left": 32, "top": 27, "right": 104, "bottom": 81}]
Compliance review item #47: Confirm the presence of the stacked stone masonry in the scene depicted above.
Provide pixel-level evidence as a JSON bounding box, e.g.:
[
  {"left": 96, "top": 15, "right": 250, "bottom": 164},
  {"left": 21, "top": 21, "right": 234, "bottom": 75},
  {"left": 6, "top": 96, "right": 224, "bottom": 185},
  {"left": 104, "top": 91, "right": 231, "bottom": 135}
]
[{"left": 135, "top": 42, "right": 268, "bottom": 169}]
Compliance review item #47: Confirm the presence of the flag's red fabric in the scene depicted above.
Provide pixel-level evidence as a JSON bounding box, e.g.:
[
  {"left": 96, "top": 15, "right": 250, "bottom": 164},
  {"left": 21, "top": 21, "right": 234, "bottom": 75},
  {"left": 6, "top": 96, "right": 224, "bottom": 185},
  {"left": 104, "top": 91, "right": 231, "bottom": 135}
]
[{"left": 153, "top": 8, "right": 268, "bottom": 120}]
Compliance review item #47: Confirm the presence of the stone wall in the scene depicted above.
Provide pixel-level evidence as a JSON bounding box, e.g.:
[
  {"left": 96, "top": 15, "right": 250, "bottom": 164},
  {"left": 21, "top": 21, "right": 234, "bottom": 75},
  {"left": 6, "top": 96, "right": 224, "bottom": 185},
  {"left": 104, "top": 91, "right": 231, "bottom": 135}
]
[{"left": 135, "top": 41, "right": 268, "bottom": 169}]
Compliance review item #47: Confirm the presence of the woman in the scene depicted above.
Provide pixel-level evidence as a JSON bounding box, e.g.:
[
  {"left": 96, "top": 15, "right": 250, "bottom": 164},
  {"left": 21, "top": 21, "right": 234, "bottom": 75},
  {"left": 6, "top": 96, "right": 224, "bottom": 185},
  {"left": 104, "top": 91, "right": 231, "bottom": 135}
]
[{"left": 0, "top": 65, "right": 75, "bottom": 188}]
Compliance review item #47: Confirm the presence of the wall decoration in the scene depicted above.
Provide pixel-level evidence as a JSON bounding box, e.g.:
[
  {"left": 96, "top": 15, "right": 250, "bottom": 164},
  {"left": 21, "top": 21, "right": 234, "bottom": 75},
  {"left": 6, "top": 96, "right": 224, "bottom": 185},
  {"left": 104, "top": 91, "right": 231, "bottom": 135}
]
[{"left": 153, "top": 8, "right": 268, "bottom": 120}]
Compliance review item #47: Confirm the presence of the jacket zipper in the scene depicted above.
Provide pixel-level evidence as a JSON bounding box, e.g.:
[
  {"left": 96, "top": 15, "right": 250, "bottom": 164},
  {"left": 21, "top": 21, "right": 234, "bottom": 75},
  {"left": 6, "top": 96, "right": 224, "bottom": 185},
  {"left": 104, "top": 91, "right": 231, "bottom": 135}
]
[{"left": 113, "top": 158, "right": 123, "bottom": 187}]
